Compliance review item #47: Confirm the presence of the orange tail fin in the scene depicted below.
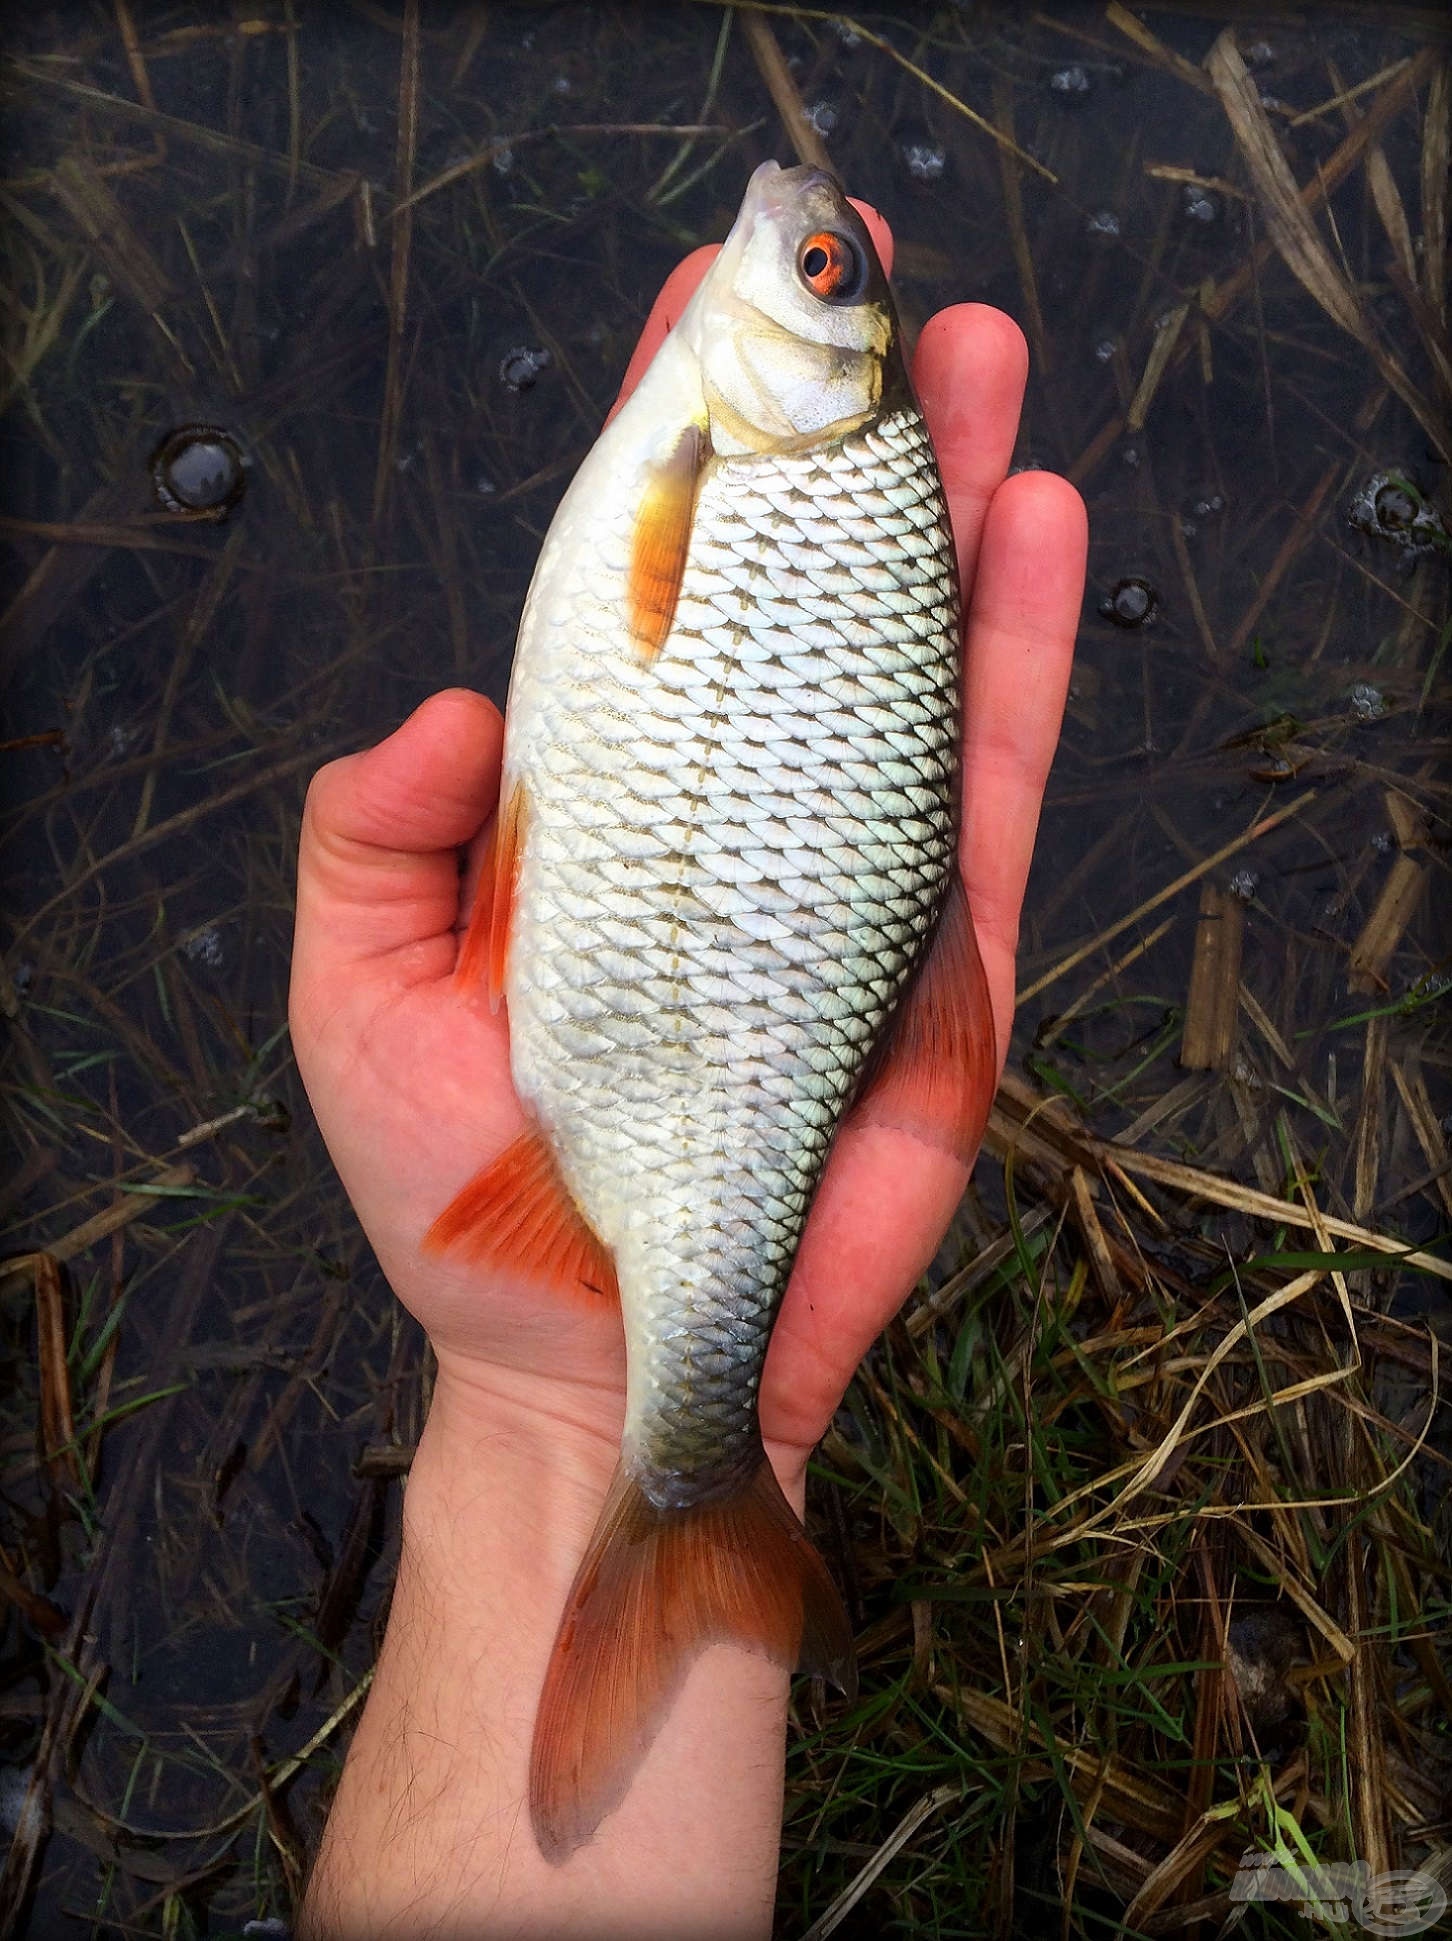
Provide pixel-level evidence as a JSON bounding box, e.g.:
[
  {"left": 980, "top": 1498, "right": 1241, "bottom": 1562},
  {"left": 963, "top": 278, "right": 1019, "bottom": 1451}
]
[{"left": 529, "top": 1457, "right": 855, "bottom": 1862}]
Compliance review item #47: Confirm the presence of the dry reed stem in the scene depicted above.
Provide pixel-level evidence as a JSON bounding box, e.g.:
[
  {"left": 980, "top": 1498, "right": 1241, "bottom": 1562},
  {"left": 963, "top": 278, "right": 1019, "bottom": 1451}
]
[
  {"left": 1208, "top": 29, "right": 1446, "bottom": 461},
  {"left": 936, "top": 1685, "right": 1185, "bottom": 1844},
  {"left": 370, "top": 0, "right": 419, "bottom": 532},
  {"left": 32, "top": 1252, "right": 81, "bottom": 1490},
  {"left": 1, "top": 1164, "right": 196, "bottom": 1270},
  {"left": 1068, "top": 46, "right": 1437, "bottom": 487},
  {"left": 992, "top": 72, "right": 1049, "bottom": 377},
  {"left": 1126, "top": 302, "right": 1188, "bottom": 432},
  {"left": 1347, "top": 854, "right": 1428, "bottom": 992},
  {"left": 1179, "top": 883, "right": 1244, "bottom": 1072},
  {"left": 1020, "top": 792, "right": 1314, "bottom": 1003},
  {"left": 1421, "top": 57, "right": 1450, "bottom": 329},
  {"left": 732, "top": 3, "right": 1056, "bottom": 181},
  {"left": 8, "top": 62, "right": 354, "bottom": 190},
  {"left": 740, "top": 10, "right": 831, "bottom": 173},
  {"left": 1103, "top": 1, "right": 1217, "bottom": 98},
  {"left": 799, "top": 1784, "right": 959, "bottom": 1941},
  {"left": 1388, "top": 1060, "right": 1452, "bottom": 1222}
]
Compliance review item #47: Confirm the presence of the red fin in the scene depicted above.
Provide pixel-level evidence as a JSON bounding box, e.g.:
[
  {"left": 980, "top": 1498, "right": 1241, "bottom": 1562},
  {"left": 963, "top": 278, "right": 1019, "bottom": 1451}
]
[
  {"left": 455, "top": 780, "right": 526, "bottom": 1011},
  {"left": 422, "top": 1128, "right": 619, "bottom": 1307},
  {"left": 627, "top": 425, "right": 705, "bottom": 663},
  {"left": 854, "top": 875, "right": 998, "bottom": 1163},
  {"left": 529, "top": 1457, "right": 854, "bottom": 1862}
]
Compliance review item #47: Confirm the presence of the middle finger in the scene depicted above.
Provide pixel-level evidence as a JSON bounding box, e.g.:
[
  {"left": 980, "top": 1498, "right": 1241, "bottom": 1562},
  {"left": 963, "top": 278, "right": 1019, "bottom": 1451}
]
[{"left": 912, "top": 303, "right": 1030, "bottom": 599}]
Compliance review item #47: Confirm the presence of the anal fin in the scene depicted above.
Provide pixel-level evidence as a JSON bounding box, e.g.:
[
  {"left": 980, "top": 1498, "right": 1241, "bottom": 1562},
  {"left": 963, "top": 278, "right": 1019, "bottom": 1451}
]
[
  {"left": 853, "top": 874, "right": 998, "bottom": 1163},
  {"left": 423, "top": 1127, "right": 619, "bottom": 1307}
]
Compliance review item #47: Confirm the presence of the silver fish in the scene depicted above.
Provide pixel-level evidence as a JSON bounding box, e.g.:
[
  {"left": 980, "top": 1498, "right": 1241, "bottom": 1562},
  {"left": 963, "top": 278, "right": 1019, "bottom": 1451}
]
[{"left": 427, "top": 160, "right": 996, "bottom": 1858}]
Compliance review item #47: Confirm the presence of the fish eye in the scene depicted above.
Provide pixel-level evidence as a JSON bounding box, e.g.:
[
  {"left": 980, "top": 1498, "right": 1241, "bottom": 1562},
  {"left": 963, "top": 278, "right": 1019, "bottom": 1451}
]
[{"left": 797, "top": 230, "right": 866, "bottom": 304}]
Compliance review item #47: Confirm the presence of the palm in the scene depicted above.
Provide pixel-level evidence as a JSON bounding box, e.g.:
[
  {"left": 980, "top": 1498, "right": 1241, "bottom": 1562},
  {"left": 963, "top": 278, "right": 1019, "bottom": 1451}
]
[
  {"left": 291, "top": 828, "right": 966, "bottom": 1444},
  {"left": 291, "top": 221, "right": 1085, "bottom": 1477}
]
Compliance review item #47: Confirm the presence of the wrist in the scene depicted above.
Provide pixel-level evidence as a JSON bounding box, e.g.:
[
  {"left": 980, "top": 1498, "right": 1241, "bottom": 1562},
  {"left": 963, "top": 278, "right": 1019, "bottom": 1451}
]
[
  {"left": 424, "top": 1344, "right": 814, "bottom": 1517},
  {"left": 412, "top": 1350, "right": 623, "bottom": 1569},
  {"left": 305, "top": 1334, "right": 809, "bottom": 1939}
]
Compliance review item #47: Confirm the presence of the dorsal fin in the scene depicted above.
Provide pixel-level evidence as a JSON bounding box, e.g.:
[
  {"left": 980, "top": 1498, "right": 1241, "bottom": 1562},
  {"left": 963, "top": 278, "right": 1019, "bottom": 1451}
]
[{"left": 627, "top": 424, "right": 706, "bottom": 663}]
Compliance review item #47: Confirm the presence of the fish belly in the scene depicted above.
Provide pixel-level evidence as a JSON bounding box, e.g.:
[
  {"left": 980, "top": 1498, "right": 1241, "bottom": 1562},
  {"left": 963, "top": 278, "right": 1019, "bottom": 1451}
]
[{"left": 505, "top": 407, "right": 959, "bottom": 1502}]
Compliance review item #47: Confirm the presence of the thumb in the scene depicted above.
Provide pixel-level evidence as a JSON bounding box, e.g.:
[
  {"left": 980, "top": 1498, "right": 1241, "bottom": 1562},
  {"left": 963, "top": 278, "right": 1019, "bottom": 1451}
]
[{"left": 293, "top": 688, "right": 503, "bottom": 998}]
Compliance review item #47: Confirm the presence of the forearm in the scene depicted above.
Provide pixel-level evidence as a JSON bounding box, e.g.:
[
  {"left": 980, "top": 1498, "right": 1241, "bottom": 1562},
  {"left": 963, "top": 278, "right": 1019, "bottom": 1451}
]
[{"left": 299, "top": 1372, "right": 796, "bottom": 1941}]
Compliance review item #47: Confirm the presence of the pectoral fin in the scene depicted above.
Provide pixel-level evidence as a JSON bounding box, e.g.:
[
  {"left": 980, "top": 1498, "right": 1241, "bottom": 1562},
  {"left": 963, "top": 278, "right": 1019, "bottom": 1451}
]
[
  {"left": 455, "top": 779, "right": 527, "bottom": 1012},
  {"left": 627, "top": 424, "right": 707, "bottom": 664}
]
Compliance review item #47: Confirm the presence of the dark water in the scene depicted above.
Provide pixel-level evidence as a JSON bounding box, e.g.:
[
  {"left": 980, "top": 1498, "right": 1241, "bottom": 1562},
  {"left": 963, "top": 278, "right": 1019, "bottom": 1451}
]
[{"left": 1, "top": 5, "right": 1448, "bottom": 1934}]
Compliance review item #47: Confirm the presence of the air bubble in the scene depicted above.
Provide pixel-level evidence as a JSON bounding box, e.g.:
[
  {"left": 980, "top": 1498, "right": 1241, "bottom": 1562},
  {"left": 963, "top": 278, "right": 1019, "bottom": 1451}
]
[
  {"left": 150, "top": 425, "right": 246, "bottom": 518},
  {"left": 1347, "top": 471, "right": 1447, "bottom": 557},
  {"left": 895, "top": 121, "right": 947, "bottom": 185},
  {"left": 181, "top": 925, "right": 226, "bottom": 970},
  {"left": 1100, "top": 577, "right": 1158, "bottom": 627},
  {"left": 499, "top": 345, "right": 552, "bottom": 391},
  {"left": 1049, "top": 64, "right": 1092, "bottom": 101}
]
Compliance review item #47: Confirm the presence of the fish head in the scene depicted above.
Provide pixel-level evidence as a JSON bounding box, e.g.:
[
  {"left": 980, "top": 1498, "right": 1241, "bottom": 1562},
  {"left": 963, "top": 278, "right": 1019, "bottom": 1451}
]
[{"left": 680, "top": 161, "right": 906, "bottom": 455}]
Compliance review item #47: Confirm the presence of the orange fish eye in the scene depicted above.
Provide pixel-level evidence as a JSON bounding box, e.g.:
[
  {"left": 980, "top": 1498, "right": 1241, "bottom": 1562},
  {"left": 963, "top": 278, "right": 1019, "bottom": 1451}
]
[{"left": 797, "top": 230, "right": 865, "bottom": 303}]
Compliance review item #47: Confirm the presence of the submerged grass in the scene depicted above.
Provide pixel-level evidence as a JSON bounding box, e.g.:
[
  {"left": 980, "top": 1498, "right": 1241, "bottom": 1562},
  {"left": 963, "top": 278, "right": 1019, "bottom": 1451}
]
[{"left": 1, "top": 4, "right": 1448, "bottom": 1935}]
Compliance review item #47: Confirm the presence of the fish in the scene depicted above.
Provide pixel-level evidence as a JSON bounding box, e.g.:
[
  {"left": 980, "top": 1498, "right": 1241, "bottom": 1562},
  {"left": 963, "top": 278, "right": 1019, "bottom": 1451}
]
[{"left": 424, "top": 159, "right": 997, "bottom": 1859}]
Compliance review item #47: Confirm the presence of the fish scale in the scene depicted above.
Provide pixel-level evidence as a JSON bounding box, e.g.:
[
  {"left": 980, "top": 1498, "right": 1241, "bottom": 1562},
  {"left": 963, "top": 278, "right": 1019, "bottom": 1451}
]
[{"left": 507, "top": 404, "right": 959, "bottom": 1495}]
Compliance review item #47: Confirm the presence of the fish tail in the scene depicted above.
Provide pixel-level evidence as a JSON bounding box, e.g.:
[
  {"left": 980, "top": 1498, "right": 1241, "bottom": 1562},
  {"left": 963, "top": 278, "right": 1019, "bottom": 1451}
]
[{"left": 529, "top": 1454, "right": 855, "bottom": 1862}]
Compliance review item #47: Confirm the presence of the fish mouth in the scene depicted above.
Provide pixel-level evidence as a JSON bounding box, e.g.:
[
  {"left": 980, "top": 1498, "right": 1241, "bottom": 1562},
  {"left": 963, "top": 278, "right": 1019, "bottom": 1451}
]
[{"left": 739, "top": 158, "right": 844, "bottom": 228}]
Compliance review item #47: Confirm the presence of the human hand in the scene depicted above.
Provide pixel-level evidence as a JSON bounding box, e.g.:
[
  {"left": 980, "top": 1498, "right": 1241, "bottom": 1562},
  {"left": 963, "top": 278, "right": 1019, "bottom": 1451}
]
[{"left": 288, "top": 207, "right": 1086, "bottom": 1501}]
